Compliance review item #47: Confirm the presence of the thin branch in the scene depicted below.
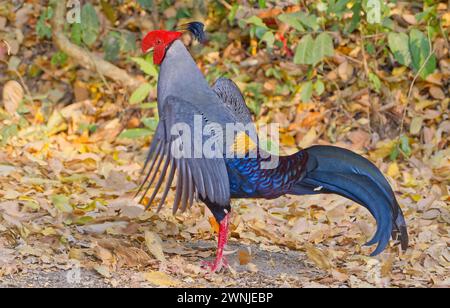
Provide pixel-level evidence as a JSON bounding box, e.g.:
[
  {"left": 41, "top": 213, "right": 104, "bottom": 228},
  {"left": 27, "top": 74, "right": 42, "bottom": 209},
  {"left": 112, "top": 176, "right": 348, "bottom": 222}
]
[
  {"left": 399, "top": 47, "right": 436, "bottom": 138},
  {"left": 359, "top": 32, "right": 372, "bottom": 133},
  {"left": 1, "top": 39, "right": 11, "bottom": 55},
  {"left": 51, "top": 0, "right": 141, "bottom": 92},
  {"left": 402, "top": 20, "right": 436, "bottom": 128}
]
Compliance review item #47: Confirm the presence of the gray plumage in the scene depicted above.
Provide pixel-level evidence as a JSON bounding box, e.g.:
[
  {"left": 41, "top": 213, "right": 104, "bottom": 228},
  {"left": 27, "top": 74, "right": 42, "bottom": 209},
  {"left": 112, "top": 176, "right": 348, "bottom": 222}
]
[{"left": 139, "top": 40, "right": 249, "bottom": 213}]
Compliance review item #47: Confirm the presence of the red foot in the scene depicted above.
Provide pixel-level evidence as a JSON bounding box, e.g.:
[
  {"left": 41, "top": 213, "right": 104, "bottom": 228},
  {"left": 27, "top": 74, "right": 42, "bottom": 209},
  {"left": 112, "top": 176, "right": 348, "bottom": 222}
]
[
  {"left": 201, "top": 212, "right": 231, "bottom": 274},
  {"left": 201, "top": 257, "right": 229, "bottom": 273}
]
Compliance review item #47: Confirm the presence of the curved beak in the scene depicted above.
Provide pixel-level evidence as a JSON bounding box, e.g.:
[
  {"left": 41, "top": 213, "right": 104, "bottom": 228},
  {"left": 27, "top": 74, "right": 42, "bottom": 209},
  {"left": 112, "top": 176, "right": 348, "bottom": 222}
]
[{"left": 143, "top": 46, "right": 154, "bottom": 54}]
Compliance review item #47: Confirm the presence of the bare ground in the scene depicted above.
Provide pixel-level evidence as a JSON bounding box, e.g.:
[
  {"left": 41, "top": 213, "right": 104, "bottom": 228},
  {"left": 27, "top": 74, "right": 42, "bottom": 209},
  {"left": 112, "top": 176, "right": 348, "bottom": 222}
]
[{"left": 0, "top": 240, "right": 326, "bottom": 288}]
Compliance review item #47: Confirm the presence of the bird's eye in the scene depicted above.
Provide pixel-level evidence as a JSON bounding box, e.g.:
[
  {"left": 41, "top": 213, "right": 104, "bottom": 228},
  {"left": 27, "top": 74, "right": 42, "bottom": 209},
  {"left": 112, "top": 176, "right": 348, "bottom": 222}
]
[{"left": 156, "top": 39, "right": 162, "bottom": 45}]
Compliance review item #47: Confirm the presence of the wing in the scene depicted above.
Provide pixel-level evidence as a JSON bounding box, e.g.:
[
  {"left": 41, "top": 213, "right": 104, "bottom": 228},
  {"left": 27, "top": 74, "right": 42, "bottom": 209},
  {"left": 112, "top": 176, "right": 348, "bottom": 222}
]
[
  {"left": 212, "top": 78, "right": 254, "bottom": 125},
  {"left": 137, "top": 95, "right": 230, "bottom": 214},
  {"left": 212, "top": 77, "right": 259, "bottom": 153}
]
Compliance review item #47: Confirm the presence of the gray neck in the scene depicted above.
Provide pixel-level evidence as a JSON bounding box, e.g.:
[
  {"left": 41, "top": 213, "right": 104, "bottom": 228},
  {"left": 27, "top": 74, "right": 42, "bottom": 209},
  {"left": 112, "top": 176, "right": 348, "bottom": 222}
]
[{"left": 157, "top": 40, "right": 210, "bottom": 109}]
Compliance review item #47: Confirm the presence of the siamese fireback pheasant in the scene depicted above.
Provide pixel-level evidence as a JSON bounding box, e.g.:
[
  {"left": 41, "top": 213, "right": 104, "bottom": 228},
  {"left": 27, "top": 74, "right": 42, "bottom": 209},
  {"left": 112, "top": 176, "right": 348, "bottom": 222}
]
[{"left": 137, "top": 22, "right": 408, "bottom": 273}]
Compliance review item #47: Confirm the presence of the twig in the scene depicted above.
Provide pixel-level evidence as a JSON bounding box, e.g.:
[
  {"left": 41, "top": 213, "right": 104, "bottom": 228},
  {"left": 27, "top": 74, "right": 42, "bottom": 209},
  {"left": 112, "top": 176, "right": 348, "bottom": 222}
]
[
  {"left": 51, "top": 0, "right": 141, "bottom": 92},
  {"left": 362, "top": 33, "right": 386, "bottom": 39},
  {"left": 1, "top": 39, "right": 11, "bottom": 55},
  {"left": 398, "top": 47, "right": 436, "bottom": 138},
  {"left": 359, "top": 33, "right": 372, "bottom": 133},
  {"left": 338, "top": 52, "right": 363, "bottom": 65}
]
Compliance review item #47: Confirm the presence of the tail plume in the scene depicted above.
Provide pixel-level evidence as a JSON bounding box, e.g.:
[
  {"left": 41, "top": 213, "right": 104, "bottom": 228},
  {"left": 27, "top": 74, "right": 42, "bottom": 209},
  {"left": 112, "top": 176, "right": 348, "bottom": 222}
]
[{"left": 292, "top": 145, "right": 408, "bottom": 256}]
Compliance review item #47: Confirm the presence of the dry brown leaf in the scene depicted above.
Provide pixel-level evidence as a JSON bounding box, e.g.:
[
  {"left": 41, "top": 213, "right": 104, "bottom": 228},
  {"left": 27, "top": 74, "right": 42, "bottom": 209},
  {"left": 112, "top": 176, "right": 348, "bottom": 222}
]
[
  {"left": 94, "top": 245, "right": 115, "bottom": 266},
  {"left": 410, "top": 117, "right": 423, "bottom": 135},
  {"left": 144, "top": 230, "right": 166, "bottom": 262},
  {"left": 94, "top": 265, "right": 112, "bottom": 278},
  {"left": 402, "top": 14, "right": 417, "bottom": 25},
  {"left": 297, "top": 128, "right": 317, "bottom": 149},
  {"left": 238, "top": 248, "right": 252, "bottom": 265},
  {"left": 2, "top": 80, "right": 23, "bottom": 116},
  {"left": 338, "top": 61, "right": 354, "bottom": 82},
  {"left": 143, "top": 271, "right": 180, "bottom": 286},
  {"left": 429, "top": 87, "right": 445, "bottom": 100},
  {"left": 305, "top": 244, "right": 332, "bottom": 270}
]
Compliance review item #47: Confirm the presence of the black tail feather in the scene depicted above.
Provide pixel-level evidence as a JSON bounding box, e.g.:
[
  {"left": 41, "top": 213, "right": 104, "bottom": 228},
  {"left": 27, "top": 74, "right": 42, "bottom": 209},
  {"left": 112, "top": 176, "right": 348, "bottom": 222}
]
[{"left": 292, "top": 145, "right": 408, "bottom": 256}]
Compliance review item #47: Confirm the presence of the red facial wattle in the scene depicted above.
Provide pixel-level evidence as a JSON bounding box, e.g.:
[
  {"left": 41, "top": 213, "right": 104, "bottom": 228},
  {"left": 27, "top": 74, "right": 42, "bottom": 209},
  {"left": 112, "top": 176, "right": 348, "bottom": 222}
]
[{"left": 141, "top": 30, "right": 182, "bottom": 65}]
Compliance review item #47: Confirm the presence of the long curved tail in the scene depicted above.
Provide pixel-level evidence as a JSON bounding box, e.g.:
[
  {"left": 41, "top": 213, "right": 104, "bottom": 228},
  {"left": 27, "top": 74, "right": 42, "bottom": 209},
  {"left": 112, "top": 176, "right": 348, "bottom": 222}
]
[{"left": 291, "top": 145, "right": 408, "bottom": 256}]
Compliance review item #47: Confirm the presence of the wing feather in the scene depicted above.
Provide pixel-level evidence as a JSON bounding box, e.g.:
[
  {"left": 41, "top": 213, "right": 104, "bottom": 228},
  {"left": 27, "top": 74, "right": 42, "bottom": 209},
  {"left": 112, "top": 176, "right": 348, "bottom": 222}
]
[{"left": 137, "top": 95, "right": 231, "bottom": 213}]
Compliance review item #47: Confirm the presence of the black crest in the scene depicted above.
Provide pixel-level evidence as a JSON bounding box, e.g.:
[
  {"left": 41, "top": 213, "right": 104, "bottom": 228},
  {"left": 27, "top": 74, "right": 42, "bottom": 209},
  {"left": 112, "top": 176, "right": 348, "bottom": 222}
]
[{"left": 179, "top": 22, "right": 206, "bottom": 43}]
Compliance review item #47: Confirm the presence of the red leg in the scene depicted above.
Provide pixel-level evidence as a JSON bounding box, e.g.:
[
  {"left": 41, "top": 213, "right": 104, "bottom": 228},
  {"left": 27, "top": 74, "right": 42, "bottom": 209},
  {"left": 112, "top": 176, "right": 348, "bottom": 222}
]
[{"left": 202, "top": 212, "right": 230, "bottom": 273}]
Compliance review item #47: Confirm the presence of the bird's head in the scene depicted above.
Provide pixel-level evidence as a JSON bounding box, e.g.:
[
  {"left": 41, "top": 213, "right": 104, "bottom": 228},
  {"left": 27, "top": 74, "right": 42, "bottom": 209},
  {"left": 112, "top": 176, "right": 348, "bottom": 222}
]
[{"left": 142, "top": 22, "right": 206, "bottom": 65}]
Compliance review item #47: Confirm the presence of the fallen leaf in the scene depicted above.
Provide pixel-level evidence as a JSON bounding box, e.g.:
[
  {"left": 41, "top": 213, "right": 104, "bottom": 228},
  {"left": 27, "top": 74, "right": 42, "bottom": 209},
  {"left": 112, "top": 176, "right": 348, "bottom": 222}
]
[
  {"left": 305, "top": 244, "right": 332, "bottom": 270},
  {"left": 94, "top": 265, "right": 112, "bottom": 278},
  {"left": 338, "top": 61, "right": 354, "bottom": 82},
  {"left": 144, "top": 231, "right": 166, "bottom": 262},
  {"left": 143, "top": 271, "right": 180, "bottom": 286},
  {"left": 238, "top": 248, "right": 252, "bottom": 265},
  {"left": 297, "top": 127, "right": 317, "bottom": 149},
  {"left": 2, "top": 80, "right": 23, "bottom": 116},
  {"left": 387, "top": 162, "right": 400, "bottom": 178},
  {"left": 429, "top": 87, "right": 445, "bottom": 100}
]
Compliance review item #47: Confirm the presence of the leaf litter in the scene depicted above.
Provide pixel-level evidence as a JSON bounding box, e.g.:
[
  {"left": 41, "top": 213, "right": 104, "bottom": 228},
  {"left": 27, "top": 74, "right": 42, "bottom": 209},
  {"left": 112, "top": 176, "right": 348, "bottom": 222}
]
[{"left": 0, "top": 0, "right": 449, "bottom": 288}]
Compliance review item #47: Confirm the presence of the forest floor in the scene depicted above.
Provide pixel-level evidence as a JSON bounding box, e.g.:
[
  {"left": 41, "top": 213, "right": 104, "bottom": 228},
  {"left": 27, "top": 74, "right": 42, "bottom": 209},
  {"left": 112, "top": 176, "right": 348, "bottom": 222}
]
[
  {"left": 0, "top": 241, "right": 324, "bottom": 288},
  {"left": 0, "top": 1, "right": 449, "bottom": 288},
  {"left": 0, "top": 132, "right": 448, "bottom": 288}
]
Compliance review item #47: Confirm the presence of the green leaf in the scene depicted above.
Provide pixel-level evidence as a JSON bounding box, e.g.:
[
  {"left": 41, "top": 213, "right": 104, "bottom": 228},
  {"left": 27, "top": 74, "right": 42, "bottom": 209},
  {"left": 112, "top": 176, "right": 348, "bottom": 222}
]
[
  {"left": 139, "top": 102, "right": 158, "bottom": 109},
  {"left": 0, "top": 124, "right": 18, "bottom": 146},
  {"left": 253, "top": 26, "right": 268, "bottom": 39},
  {"left": 103, "top": 32, "right": 121, "bottom": 62},
  {"left": 119, "top": 128, "right": 153, "bottom": 139},
  {"left": 228, "top": 4, "right": 240, "bottom": 23},
  {"left": 130, "top": 57, "right": 158, "bottom": 77},
  {"left": 311, "top": 33, "right": 334, "bottom": 66},
  {"left": 330, "top": 0, "right": 351, "bottom": 14},
  {"left": 298, "top": 12, "right": 319, "bottom": 31},
  {"left": 130, "top": 83, "right": 152, "bottom": 105},
  {"left": 294, "top": 34, "right": 314, "bottom": 65},
  {"left": 348, "top": 1, "right": 362, "bottom": 33},
  {"left": 245, "top": 16, "right": 268, "bottom": 28},
  {"left": 368, "top": 72, "right": 381, "bottom": 93},
  {"left": 388, "top": 32, "right": 411, "bottom": 67},
  {"left": 390, "top": 145, "right": 399, "bottom": 161},
  {"left": 81, "top": 3, "right": 100, "bottom": 47},
  {"left": 365, "top": 0, "right": 382, "bottom": 24},
  {"left": 51, "top": 194, "right": 73, "bottom": 213},
  {"left": 176, "top": 7, "right": 192, "bottom": 19},
  {"left": 314, "top": 79, "right": 325, "bottom": 96},
  {"left": 261, "top": 31, "right": 275, "bottom": 49},
  {"left": 142, "top": 117, "right": 158, "bottom": 131},
  {"left": 74, "top": 216, "right": 94, "bottom": 225},
  {"left": 278, "top": 13, "right": 305, "bottom": 31},
  {"left": 366, "top": 42, "right": 375, "bottom": 55},
  {"left": 71, "top": 23, "right": 82, "bottom": 45},
  {"left": 137, "top": 0, "right": 153, "bottom": 10},
  {"left": 400, "top": 135, "right": 412, "bottom": 156},
  {"left": 120, "top": 31, "right": 136, "bottom": 53},
  {"left": 51, "top": 51, "right": 68, "bottom": 67},
  {"left": 409, "top": 29, "right": 436, "bottom": 79},
  {"left": 300, "top": 81, "right": 314, "bottom": 102},
  {"left": 36, "top": 7, "right": 53, "bottom": 39}
]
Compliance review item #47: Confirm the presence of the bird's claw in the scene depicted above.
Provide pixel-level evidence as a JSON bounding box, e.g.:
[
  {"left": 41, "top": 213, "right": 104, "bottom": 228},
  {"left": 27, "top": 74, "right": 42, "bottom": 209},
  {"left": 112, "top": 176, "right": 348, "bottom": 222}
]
[{"left": 201, "top": 257, "right": 229, "bottom": 273}]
